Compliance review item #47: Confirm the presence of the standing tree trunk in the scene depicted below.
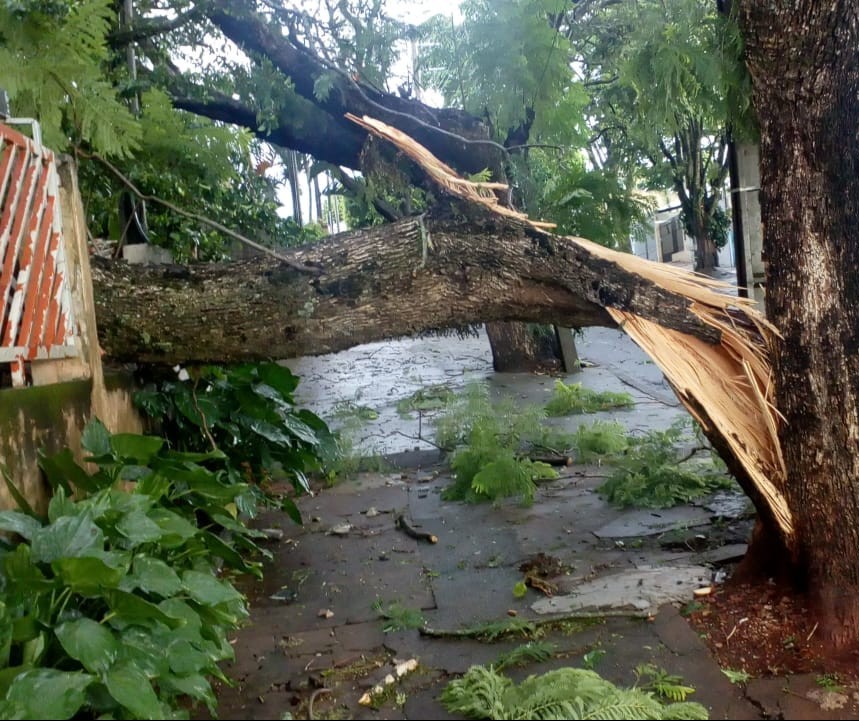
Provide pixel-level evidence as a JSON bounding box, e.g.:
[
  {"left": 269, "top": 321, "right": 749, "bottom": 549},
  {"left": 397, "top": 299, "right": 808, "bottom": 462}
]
[
  {"left": 692, "top": 222, "right": 718, "bottom": 271},
  {"left": 739, "top": 0, "right": 859, "bottom": 648},
  {"left": 484, "top": 322, "right": 556, "bottom": 372}
]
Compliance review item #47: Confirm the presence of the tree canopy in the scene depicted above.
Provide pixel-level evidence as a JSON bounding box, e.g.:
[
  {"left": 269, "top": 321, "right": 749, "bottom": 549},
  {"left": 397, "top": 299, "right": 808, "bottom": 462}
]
[{"left": 0, "top": 0, "right": 748, "bottom": 259}]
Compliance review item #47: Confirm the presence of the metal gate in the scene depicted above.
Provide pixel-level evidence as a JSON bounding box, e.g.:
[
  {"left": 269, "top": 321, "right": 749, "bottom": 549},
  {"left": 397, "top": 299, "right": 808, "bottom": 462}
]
[{"left": 0, "top": 121, "right": 77, "bottom": 387}]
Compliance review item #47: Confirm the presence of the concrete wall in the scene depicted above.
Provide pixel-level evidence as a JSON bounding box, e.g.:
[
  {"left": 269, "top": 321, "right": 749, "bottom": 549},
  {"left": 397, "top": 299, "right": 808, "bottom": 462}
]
[
  {"left": 0, "top": 155, "right": 143, "bottom": 512},
  {"left": 0, "top": 374, "right": 142, "bottom": 513}
]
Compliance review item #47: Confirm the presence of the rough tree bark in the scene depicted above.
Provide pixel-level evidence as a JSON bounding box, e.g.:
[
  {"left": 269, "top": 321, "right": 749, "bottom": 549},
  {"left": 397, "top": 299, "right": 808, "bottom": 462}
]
[
  {"left": 739, "top": 0, "right": 859, "bottom": 647},
  {"left": 91, "top": 208, "right": 725, "bottom": 365}
]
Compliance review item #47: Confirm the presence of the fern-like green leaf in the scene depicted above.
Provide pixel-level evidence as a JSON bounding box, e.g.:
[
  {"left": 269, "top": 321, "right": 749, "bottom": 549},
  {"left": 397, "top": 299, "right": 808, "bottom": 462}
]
[{"left": 442, "top": 666, "right": 709, "bottom": 721}]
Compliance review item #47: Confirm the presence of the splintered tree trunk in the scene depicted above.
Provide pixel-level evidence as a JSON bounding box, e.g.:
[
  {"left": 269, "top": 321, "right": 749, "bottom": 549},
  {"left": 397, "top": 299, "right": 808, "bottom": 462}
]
[{"left": 740, "top": 0, "right": 859, "bottom": 647}]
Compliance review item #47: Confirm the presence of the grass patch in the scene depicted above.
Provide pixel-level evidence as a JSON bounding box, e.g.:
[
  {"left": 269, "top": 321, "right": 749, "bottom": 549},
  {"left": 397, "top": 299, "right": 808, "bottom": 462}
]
[{"left": 545, "top": 379, "right": 635, "bottom": 416}]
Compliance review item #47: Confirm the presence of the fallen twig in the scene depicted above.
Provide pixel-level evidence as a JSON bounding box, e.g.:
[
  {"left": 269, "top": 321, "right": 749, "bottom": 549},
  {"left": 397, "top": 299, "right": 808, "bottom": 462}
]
[
  {"left": 419, "top": 609, "right": 649, "bottom": 639},
  {"left": 395, "top": 513, "right": 438, "bottom": 543}
]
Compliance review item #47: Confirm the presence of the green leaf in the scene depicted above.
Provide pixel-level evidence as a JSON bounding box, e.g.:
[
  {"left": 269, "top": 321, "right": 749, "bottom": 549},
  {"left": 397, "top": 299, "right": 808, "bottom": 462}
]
[
  {"left": 55, "top": 618, "right": 119, "bottom": 674},
  {"left": 181, "top": 570, "right": 243, "bottom": 606},
  {"left": 1, "top": 467, "right": 39, "bottom": 519},
  {"left": 53, "top": 552, "right": 130, "bottom": 594},
  {"left": 30, "top": 513, "right": 104, "bottom": 563},
  {"left": 245, "top": 418, "right": 292, "bottom": 446},
  {"left": 109, "top": 434, "right": 164, "bottom": 462},
  {"left": 258, "top": 363, "right": 299, "bottom": 395},
  {"left": 157, "top": 598, "right": 202, "bottom": 641},
  {"left": 2, "top": 546, "right": 54, "bottom": 592},
  {"left": 116, "top": 510, "right": 164, "bottom": 545},
  {"left": 147, "top": 508, "right": 198, "bottom": 547},
  {"left": 174, "top": 391, "right": 222, "bottom": 429},
  {"left": 0, "top": 511, "right": 41, "bottom": 540},
  {"left": 201, "top": 531, "right": 261, "bottom": 577},
  {"left": 104, "top": 590, "right": 183, "bottom": 629},
  {"left": 167, "top": 639, "right": 211, "bottom": 675},
  {"left": 105, "top": 662, "right": 163, "bottom": 719},
  {"left": 48, "top": 486, "right": 77, "bottom": 523},
  {"left": 121, "top": 555, "right": 182, "bottom": 597},
  {"left": 116, "top": 626, "right": 171, "bottom": 677},
  {"left": 160, "top": 673, "right": 216, "bottom": 713},
  {"left": 281, "top": 497, "right": 302, "bottom": 525},
  {"left": 5, "top": 669, "right": 93, "bottom": 720},
  {"left": 38, "top": 448, "right": 98, "bottom": 494},
  {"left": 82, "top": 418, "right": 111, "bottom": 457},
  {"left": 280, "top": 414, "right": 320, "bottom": 445},
  {"left": 162, "top": 449, "right": 226, "bottom": 463}
]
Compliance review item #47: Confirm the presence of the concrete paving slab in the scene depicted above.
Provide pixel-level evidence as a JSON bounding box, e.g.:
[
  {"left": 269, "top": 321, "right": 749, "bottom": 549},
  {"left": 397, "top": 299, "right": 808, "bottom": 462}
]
[{"left": 531, "top": 564, "right": 711, "bottom": 616}]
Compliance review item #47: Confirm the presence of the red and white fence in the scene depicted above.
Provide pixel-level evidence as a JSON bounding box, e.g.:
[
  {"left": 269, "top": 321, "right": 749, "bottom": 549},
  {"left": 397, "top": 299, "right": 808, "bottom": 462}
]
[{"left": 0, "top": 121, "right": 77, "bottom": 387}]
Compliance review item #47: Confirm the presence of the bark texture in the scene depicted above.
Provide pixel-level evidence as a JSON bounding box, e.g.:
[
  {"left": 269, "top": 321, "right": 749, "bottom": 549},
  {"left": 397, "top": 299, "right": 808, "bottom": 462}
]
[
  {"left": 740, "top": 0, "right": 859, "bottom": 646},
  {"left": 91, "top": 209, "right": 722, "bottom": 366}
]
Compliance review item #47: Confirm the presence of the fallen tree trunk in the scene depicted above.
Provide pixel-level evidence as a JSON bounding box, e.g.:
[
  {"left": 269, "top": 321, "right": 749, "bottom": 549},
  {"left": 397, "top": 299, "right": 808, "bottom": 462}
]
[
  {"left": 90, "top": 115, "right": 793, "bottom": 562},
  {"left": 91, "top": 210, "right": 723, "bottom": 365}
]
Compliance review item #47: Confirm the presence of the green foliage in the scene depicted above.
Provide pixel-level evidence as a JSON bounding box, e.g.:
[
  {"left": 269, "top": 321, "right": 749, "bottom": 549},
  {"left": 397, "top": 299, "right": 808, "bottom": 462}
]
[
  {"left": 582, "top": 648, "right": 606, "bottom": 670},
  {"left": 434, "top": 383, "right": 544, "bottom": 452},
  {"left": 448, "top": 447, "right": 556, "bottom": 506},
  {"left": 721, "top": 668, "right": 750, "bottom": 685},
  {"left": 0, "top": 0, "right": 140, "bottom": 155},
  {"left": 373, "top": 601, "right": 426, "bottom": 633},
  {"left": 436, "top": 384, "right": 557, "bottom": 505},
  {"left": 420, "top": 0, "right": 582, "bottom": 141},
  {"left": 564, "top": 0, "right": 753, "bottom": 258},
  {"left": 317, "top": 401, "right": 388, "bottom": 482},
  {"left": 41, "top": 418, "right": 270, "bottom": 577},
  {"left": 598, "top": 420, "right": 735, "bottom": 508},
  {"left": 517, "top": 148, "right": 654, "bottom": 249},
  {"left": 133, "top": 363, "right": 330, "bottom": 520},
  {"left": 396, "top": 385, "right": 456, "bottom": 418},
  {"left": 456, "top": 618, "right": 540, "bottom": 643},
  {"left": 545, "top": 380, "right": 635, "bottom": 416},
  {"left": 570, "top": 421, "right": 630, "bottom": 463},
  {"left": 0, "top": 468, "right": 249, "bottom": 717},
  {"left": 635, "top": 664, "right": 696, "bottom": 703},
  {"left": 494, "top": 641, "right": 556, "bottom": 671},
  {"left": 78, "top": 99, "right": 320, "bottom": 261},
  {"left": 441, "top": 665, "right": 708, "bottom": 720}
]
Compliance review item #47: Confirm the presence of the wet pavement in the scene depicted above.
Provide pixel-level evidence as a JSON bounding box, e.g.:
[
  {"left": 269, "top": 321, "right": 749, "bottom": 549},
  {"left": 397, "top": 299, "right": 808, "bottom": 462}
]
[{"left": 199, "top": 325, "right": 859, "bottom": 720}]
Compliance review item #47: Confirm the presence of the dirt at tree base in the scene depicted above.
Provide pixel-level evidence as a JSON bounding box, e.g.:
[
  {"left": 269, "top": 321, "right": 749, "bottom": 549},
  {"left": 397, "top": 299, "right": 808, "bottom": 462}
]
[{"left": 688, "top": 582, "right": 859, "bottom": 682}]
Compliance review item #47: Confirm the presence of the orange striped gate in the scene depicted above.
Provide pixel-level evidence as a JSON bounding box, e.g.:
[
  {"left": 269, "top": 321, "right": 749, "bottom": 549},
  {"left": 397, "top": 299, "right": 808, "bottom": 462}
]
[{"left": 0, "top": 121, "right": 78, "bottom": 387}]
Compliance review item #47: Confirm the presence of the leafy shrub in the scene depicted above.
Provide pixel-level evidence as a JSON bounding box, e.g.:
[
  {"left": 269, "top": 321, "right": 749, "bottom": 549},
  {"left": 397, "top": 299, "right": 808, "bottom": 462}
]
[
  {"left": 134, "top": 363, "right": 330, "bottom": 519},
  {"left": 598, "top": 421, "right": 735, "bottom": 508},
  {"left": 570, "top": 420, "right": 629, "bottom": 462},
  {"left": 447, "top": 445, "right": 556, "bottom": 506},
  {"left": 0, "top": 488, "right": 246, "bottom": 719},
  {"left": 441, "top": 665, "right": 708, "bottom": 720},
  {"left": 40, "top": 419, "right": 271, "bottom": 575},
  {"left": 545, "top": 379, "right": 634, "bottom": 416},
  {"left": 433, "top": 383, "right": 545, "bottom": 452}
]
